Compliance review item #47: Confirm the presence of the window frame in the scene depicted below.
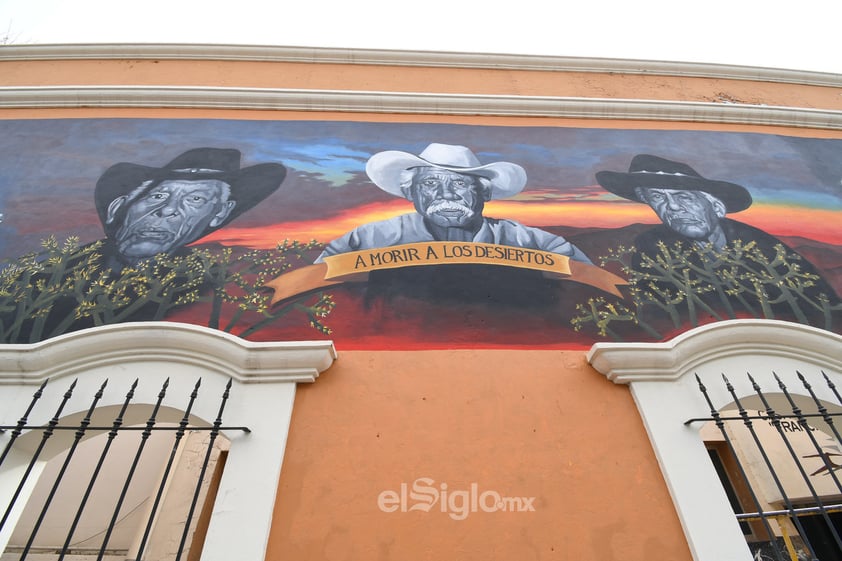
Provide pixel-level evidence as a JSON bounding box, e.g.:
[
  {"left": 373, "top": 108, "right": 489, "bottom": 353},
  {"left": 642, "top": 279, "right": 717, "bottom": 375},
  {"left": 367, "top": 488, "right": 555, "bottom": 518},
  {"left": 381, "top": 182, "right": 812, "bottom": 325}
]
[
  {"left": 0, "top": 322, "right": 336, "bottom": 561},
  {"left": 588, "top": 319, "right": 842, "bottom": 561}
]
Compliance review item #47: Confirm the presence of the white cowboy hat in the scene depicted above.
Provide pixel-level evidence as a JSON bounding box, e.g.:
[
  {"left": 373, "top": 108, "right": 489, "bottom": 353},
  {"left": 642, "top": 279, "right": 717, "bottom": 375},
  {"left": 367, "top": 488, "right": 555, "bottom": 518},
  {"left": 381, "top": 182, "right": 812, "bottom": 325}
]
[{"left": 365, "top": 143, "right": 527, "bottom": 199}]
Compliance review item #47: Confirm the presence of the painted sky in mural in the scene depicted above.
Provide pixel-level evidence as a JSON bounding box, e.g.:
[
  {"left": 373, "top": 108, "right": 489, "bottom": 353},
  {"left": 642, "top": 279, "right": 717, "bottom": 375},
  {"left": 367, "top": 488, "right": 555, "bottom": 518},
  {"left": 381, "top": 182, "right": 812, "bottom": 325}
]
[{"left": 0, "top": 118, "right": 839, "bottom": 349}]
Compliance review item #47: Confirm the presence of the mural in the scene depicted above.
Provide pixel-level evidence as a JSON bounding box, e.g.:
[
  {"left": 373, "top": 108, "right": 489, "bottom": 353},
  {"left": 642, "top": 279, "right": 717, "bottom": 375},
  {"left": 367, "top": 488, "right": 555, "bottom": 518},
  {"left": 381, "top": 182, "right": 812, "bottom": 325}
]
[{"left": 0, "top": 118, "right": 839, "bottom": 349}]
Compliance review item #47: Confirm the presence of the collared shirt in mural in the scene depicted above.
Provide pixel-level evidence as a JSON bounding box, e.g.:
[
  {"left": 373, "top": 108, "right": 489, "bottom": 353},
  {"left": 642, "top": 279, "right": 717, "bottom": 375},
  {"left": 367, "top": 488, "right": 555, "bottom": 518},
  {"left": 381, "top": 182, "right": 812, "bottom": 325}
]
[{"left": 315, "top": 213, "right": 592, "bottom": 264}]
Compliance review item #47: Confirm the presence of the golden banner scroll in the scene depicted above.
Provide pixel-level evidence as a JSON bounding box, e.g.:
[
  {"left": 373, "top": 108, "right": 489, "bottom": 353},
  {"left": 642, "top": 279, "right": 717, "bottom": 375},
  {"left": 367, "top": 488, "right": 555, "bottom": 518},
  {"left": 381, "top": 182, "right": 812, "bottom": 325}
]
[{"left": 265, "top": 241, "right": 627, "bottom": 305}]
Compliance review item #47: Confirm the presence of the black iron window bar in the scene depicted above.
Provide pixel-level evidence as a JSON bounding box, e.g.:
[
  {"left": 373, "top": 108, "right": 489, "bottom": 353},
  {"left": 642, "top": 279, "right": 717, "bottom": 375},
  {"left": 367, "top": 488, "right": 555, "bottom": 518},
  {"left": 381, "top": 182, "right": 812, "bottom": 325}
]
[
  {"left": 0, "top": 377, "right": 249, "bottom": 561},
  {"left": 686, "top": 371, "right": 842, "bottom": 561}
]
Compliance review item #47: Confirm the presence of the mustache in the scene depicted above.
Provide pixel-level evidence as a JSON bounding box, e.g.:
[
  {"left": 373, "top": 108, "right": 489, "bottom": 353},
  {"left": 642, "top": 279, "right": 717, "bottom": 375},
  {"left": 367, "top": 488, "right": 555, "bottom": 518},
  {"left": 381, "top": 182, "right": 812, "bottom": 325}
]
[
  {"left": 665, "top": 214, "right": 704, "bottom": 224},
  {"left": 427, "top": 201, "right": 474, "bottom": 215}
]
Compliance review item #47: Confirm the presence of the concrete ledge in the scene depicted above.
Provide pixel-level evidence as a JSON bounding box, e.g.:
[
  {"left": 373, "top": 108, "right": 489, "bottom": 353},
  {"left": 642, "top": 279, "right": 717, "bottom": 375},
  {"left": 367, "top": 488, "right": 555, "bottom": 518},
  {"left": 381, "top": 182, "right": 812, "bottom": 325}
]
[
  {"left": 2, "top": 86, "right": 842, "bottom": 130},
  {"left": 0, "top": 322, "right": 337, "bottom": 384},
  {"left": 588, "top": 319, "right": 842, "bottom": 384},
  {"left": 0, "top": 43, "right": 840, "bottom": 87}
]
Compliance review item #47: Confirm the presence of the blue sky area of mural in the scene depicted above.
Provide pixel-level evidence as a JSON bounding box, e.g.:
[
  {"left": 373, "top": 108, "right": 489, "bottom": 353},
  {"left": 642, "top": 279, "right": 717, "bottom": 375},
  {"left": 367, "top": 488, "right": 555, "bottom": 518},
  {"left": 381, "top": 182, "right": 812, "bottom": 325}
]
[{"left": 0, "top": 118, "right": 840, "bottom": 260}]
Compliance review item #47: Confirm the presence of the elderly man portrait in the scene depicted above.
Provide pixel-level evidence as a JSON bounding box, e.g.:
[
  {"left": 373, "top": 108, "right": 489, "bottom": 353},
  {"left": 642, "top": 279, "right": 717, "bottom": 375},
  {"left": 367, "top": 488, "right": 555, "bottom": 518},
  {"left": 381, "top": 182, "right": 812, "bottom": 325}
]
[
  {"left": 596, "top": 154, "right": 840, "bottom": 321},
  {"left": 0, "top": 147, "right": 287, "bottom": 343},
  {"left": 96, "top": 147, "right": 286, "bottom": 272},
  {"left": 316, "top": 143, "right": 591, "bottom": 264}
]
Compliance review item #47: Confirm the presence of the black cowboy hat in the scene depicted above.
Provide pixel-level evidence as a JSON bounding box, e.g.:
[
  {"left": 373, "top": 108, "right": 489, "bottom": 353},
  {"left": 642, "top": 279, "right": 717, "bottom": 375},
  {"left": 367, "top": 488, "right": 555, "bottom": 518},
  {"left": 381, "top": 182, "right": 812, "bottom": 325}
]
[
  {"left": 95, "top": 147, "right": 287, "bottom": 236},
  {"left": 595, "top": 154, "right": 752, "bottom": 213}
]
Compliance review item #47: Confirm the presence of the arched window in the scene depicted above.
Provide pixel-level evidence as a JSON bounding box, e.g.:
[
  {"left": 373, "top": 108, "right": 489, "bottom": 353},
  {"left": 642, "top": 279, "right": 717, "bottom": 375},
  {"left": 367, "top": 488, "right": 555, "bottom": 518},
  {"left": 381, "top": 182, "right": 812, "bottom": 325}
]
[
  {"left": 0, "top": 322, "right": 336, "bottom": 561},
  {"left": 589, "top": 319, "right": 842, "bottom": 561}
]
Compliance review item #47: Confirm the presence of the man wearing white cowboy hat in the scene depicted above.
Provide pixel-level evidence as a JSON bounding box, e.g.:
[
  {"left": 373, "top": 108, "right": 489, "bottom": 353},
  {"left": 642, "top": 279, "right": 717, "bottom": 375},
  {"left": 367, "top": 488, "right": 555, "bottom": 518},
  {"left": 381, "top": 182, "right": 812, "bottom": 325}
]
[{"left": 316, "top": 143, "right": 591, "bottom": 263}]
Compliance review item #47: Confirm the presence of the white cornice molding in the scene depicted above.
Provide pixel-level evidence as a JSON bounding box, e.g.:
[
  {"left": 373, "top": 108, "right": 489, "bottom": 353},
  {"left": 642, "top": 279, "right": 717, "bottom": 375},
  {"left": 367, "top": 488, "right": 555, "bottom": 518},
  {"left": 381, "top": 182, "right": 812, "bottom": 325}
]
[
  {"left": 2, "top": 86, "right": 842, "bottom": 130},
  {"left": 587, "top": 319, "right": 842, "bottom": 384},
  {"left": 0, "top": 322, "right": 337, "bottom": 385},
  {"left": 1, "top": 43, "right": 841, "bottom": 88}
]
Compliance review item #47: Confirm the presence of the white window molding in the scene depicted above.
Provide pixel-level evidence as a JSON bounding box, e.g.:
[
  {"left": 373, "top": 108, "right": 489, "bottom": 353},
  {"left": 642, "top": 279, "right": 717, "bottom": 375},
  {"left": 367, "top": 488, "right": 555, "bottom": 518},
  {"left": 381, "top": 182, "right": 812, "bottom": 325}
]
[
  {"left": 0, "top": 321, "right": 336, "bottom": 561},
  {"left": 588, "top": 319, "right": 842, "bottom": 561}
]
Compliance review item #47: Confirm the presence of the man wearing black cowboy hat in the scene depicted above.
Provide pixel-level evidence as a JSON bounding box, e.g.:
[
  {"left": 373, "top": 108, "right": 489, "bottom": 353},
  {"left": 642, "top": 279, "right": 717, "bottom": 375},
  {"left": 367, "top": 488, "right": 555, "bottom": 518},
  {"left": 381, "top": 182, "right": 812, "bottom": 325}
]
[
  {"left": 0, "top": 148, "right": 286, "bottom": 343},
  {"left": 596, "top": 154, "right": 839, "bottom": 321},
  {"left": 96, "top": 147, "right": 286, "bottom": 270},
  {"left": 596, "top": 154, "right": 762, "bottom": 253}
]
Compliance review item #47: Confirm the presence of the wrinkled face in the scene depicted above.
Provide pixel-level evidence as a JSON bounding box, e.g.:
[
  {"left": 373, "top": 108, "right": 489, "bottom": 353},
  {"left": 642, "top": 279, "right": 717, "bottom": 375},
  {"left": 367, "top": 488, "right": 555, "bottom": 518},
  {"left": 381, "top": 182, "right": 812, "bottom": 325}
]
[
  {"left": 406, "top": 167, "right": 489, "bottom": 228},
  {"left": 110, "top": 179, "right": 235, "bottom": 261},
  {"left": 638, "top": 187, "right": 726, "bottom": 241}
]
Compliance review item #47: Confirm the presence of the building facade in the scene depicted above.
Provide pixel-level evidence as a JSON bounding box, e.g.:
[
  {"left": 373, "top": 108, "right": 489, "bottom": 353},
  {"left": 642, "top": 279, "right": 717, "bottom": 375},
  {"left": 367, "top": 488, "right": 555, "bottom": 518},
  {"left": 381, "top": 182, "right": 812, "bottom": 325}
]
[{"left": 0, "top": 44, "right": 840, "bottom": 561}]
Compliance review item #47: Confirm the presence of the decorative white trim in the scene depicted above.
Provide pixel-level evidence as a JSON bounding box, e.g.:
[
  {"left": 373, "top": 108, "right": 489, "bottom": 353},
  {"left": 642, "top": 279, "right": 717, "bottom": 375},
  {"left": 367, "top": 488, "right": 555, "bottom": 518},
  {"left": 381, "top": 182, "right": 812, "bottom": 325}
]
[
  {"left": 1, "top": 44, "right": 840, "bottom": 87},
  {"left": 0, "top": 321, "right": 336, "bottom": 384},
  {"left": 0, "top": 322, "right": 337, "bottom": 561},
  {"left": 587, "top": 319, "right": 842, "bottom": 383},
  {"left": 2, "top": 86, "right": 842, "bottom": 130},
  {"left": 588, "top": 319, "right": 842, "bottom": 561}
]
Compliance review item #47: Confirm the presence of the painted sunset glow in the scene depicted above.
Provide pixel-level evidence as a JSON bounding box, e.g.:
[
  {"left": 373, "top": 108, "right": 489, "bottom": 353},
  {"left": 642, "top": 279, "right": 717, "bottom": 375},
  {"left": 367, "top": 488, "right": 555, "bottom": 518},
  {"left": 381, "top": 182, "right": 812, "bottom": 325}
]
[
  {"left": 201, "top": 198, "right": 842, "bottom": 248},
  {"left": 0, "top": 117, "right": 839, "bottom": 349}
]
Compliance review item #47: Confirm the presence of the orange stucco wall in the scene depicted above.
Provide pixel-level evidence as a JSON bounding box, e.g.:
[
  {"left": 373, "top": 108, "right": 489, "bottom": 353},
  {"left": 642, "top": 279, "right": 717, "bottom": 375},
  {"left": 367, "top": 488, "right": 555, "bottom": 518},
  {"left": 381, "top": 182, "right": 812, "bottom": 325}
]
[
  {"left": 268, "top": 350, "right": 691, "bottom": 561},
  {"left": 2, "top": 53, "right": 841, "bottom": 140},
  {"left": 2, "top": 57, "right": 842, "bottom": 111}
]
